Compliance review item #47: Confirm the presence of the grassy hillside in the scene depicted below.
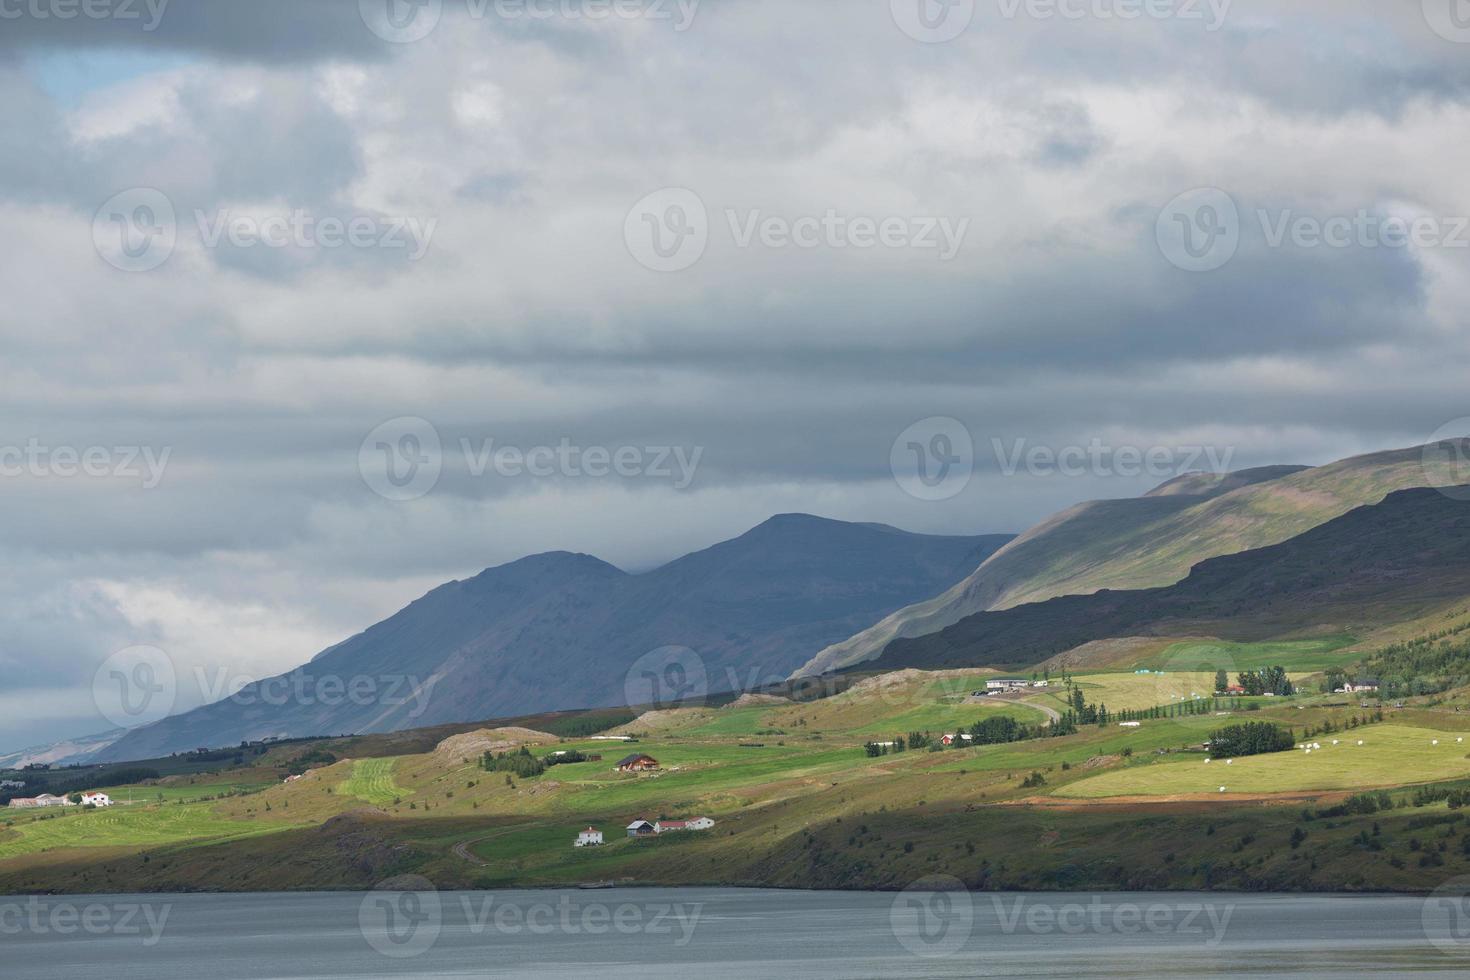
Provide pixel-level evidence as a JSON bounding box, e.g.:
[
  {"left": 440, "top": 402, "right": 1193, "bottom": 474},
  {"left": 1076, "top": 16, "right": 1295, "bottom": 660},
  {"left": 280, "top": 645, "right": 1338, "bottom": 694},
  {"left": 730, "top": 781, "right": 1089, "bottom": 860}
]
[
  {"left": 12, "top": 643, "right": 1470, "bottom": 897},
  {"left": 872, "top": 487, "right": 1470, "bottom": 671},
  {"left": 799, "top": 443, "right": 1470, "bottom": 676}
]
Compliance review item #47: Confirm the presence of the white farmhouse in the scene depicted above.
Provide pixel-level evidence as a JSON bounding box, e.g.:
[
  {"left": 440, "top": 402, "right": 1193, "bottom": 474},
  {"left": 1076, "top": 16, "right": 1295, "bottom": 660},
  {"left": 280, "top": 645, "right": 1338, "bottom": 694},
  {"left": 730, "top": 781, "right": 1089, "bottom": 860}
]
[
  {"left": 574, "top": 827, "right": 604, "bottom": 847},
  {"left": 80, "top": 792, "right": 113, "bottom": 807}
]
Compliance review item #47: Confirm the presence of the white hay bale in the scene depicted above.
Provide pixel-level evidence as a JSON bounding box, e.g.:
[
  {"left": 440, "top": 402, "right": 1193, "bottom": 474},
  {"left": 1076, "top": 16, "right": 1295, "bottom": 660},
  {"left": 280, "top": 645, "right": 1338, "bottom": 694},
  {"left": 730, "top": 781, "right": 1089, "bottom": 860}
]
[
  {"left": 1357, "top": 740, "right": 1363, "bottom": 746},
  {"left": 1218, "top": 786, "right": 1226, "bottom": 793},
  {"left": 1433, "top": 740, "right": 1440, "bottom": 746},
  {"left": 1332, "top": 740, "right": 1339, "bottom": 745},
  {"left": 1225, "top": 759, "right": 1232, "bottom": 765}
]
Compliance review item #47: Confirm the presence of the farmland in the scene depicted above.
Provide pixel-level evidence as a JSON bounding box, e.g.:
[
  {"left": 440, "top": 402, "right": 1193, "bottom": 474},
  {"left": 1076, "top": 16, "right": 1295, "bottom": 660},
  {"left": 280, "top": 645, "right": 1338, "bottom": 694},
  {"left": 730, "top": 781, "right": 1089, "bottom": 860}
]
[
  {"left": 338, "top": 758, "right": 410, "bottom": 806},
  {"left": 0, "top": 800, "right": 295, "bottom": 861},
  {"left": 1057, "top": 725, "right": 1470, "bottom": 798},
  {"left": 10, "top": 649, "right": 1470, "bottom": 896}
]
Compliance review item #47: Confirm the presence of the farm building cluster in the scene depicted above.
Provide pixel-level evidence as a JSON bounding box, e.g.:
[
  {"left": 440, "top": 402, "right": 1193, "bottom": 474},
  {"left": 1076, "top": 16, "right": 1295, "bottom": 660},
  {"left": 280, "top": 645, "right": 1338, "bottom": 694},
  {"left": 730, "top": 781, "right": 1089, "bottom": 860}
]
[
  {"left": 572, "top": 816, "right": 716, "bottom": 847},
  {"left": 7, "top": 791, "right": 112, "bottom": 809}
]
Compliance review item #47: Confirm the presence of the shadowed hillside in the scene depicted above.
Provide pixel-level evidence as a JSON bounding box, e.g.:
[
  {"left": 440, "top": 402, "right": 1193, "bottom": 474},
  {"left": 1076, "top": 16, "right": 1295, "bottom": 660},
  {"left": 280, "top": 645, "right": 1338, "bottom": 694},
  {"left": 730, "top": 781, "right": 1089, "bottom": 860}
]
[
  {"left": 871, "top": 486, "right": 1470, "bottom": 671},
  {"left": 798, "top": 444, "right": 1469, "bottom": 675}
]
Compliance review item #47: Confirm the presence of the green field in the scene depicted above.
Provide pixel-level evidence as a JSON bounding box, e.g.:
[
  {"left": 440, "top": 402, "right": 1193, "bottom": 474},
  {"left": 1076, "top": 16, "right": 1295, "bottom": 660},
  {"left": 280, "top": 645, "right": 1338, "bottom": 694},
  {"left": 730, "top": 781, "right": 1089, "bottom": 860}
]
[
  {"left": 1057, "top": 725, "right": 1470, "bottom": 798},
  {"left": 9, "top": 655, "right": 1470, "bottom": 897},
  {"left": 0, "top": 802, "right": 291, "bottom": 860},
  {"left": 338, "top": 758, "right": 410, "bottom": 805},
  {"left": 1136, "top": 637, "right": 1360, "bottom": 673}
]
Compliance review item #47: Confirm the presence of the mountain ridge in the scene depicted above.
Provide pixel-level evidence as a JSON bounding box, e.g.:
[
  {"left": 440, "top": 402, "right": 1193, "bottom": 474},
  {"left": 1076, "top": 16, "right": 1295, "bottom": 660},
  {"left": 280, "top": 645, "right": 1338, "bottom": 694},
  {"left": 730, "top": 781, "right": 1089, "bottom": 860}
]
[
  {"left": 795, "top": 442, "right": 1468, "bottom": 676},
  {"left": 871, "top": 485, "right": 1470, "bottom": 671},
  {"left": 93, "top": 514, "right": 1011, "bottom": 763}
]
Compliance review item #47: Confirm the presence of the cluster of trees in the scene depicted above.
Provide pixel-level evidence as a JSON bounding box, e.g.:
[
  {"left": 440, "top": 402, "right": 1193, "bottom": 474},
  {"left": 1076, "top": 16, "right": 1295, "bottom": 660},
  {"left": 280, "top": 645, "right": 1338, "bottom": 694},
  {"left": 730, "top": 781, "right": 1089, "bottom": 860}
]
[
  {"left": 1364, "top": 623, "right": 1470, "bottom": 698},
  {"left": 284, "top": 749, "right": 337, "bottom": 777},
  {"left": 1208, "top": 721, "right": 1295, "bottom": 758},
  {"left": 1235, "top": 667, "right": 1294, "bottom": 696},
  {"left": 547, "top": 712, "right": 637, "bottom": 739},
  {"left": 543, "top": 749, "right": 592, "bottom": 768},
  {"left": 1116, "top": 697, "right": 1225, "bottom": 722},
  {"left": 480, "top": 747, "right": 546, "bottom": 777},
  {"left": 1299, "top": 711, "right": 1382, "bottom": 739}
]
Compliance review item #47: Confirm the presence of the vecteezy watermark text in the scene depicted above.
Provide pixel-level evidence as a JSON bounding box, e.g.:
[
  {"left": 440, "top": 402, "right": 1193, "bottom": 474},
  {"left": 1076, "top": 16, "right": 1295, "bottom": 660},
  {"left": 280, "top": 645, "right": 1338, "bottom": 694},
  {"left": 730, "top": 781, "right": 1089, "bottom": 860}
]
[
  {"left": 1157, "top": 186, "right": 1470, "bottom": 272},
  {"left": 0, "top": 439, "right": 170, "bottom": 487},
  {"left": 92, "top": 188, "right": 437, "bottom": 272},
  {"left": 196, "top": 667, "right": 440, "bottom": 720},
  {"left": 0, "top": 0, "right": 168, "bottom": 29},
  {"left": 991, "top": 895, "right": 1235, "bottom": 944},
  {"left": 624, "top": 188, "right": 970, "bottom": 272},
  {"left": 359, "top": 417, "right": 704, "bottom": 501},
  {"left": 890, "top": 0, "right": 1229, "bottom": 43},
  {"left": 358, "top": 877, "right": 702, "bottom": 959},
  {"left": 358, "top": 0, "right": 701, "bottom": 44},
  {"left": 993, "top": 437, "right": 1235, "bottom": 478},
  {"left": 0, "top": 898, "right": 172, "bottom": 947}
]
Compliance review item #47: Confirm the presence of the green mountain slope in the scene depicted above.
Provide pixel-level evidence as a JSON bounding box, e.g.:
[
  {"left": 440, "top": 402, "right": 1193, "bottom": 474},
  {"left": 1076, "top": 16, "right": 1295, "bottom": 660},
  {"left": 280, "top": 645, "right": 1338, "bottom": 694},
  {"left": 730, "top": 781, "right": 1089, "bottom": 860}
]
[
  {"left": 797, "top": 444, "right": 1470, "bottom": 676},
  {"left": 871, "top": 485, "right": 1470, "bottom": 671}
]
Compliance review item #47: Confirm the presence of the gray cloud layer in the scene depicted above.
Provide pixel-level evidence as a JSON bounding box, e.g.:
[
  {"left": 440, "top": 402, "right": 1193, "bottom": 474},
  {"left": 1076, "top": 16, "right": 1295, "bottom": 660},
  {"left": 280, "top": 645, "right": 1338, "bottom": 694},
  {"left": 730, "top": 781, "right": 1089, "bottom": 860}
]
[{"left": 1, "top": 0, "right": 1468, "bottom": 750}]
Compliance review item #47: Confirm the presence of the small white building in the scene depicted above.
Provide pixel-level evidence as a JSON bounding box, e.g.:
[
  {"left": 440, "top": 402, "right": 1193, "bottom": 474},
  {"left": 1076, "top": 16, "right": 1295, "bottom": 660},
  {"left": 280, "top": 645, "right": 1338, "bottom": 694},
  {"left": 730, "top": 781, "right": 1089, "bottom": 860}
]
[
  {"left": 80, "top": 792, "right": 113, "bottom": 807},
  {"left": 986, "top": 678, "right": 1030, "bottom": 692},
  {"left": 7, "top": 793, "right": 72, "bottom": 809},
  {"left": 575, "top": 827, "right": 604, "bottom": 847},
  {"left": 654, "top": 817, "right": 715, "bottom": 833}
]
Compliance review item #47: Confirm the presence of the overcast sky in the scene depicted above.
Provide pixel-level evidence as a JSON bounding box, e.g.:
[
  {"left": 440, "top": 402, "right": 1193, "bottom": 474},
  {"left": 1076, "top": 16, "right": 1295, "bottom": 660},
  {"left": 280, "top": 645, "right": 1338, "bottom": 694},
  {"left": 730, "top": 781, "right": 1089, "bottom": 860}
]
[{"left": 2, "top": 0, "right": 1468, "bottom": 752}]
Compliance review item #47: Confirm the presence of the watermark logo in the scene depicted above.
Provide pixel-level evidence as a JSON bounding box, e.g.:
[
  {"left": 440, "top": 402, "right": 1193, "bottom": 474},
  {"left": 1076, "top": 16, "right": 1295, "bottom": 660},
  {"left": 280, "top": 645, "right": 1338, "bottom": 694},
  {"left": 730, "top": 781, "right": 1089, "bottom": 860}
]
[
  {"left": 624, "top": 645, "right": 707, "bottom": 709},
  {"left": 460, "top": 437, "right": 702, "bottom": 489},
  {"left": 1423, "top": 875, "right": 1470, "bottom": 955},
  {"left": 92, "top": 645, "right": 177, "bottom": 729},
  {"left": 891, "top": 417, "right": 974, "bottom": 501},
  {"left": 891, "top": 0, "right": 975, "bottom": 43},
  {"left": 1159, "top": 188, "right": 1469, "bottom": 272},
  {"left": 625, "top": 187, "right": 709, "bottom": 273},
  {"left": 359, "top": 419, "right": 706, "bottom": 501},
  {"left": 890, "top": 874, "right": 973, "bottom": 958},
  {"left": 991, "top": 896, "right": 1234, "bottom": 944},
  {"left": 1423, "top": 0, "right": 1470, "bottom": 43},
  {"left": 992, "top": 437, "right": 1235, "bottom": 479},
  {"left": 360, "top": 417, "right": 443, "bottom": 502},
  {"left": 195, "top": 209, "right": 437, "bottom": 260},
  {"left": 93, "top": 190, "right": 437, "bottom": 272},
  {"left": 360, "top": 0, "right": 443, "bottom": 43},
  {"left": 0, "top": 440, "right": 171, "bottom": 487},
  {"left": 194, "top": 667, "right": 440, "bottom": 721},
  {"left": 0, "top": 898, "right": 172, "bottom": 946},
  {"left": 360, "top": 875, "right": 443, "bottom": 959},
  {"left": 725, "top": 209, "right": 968, "bottom": 261},
  {"left": 361, "top": 0, "right": 699, "bottom": 41},
  {"left": 996, "top": 0, "right": 1230, "bottom": 29},
  {"left": 1156, "top": 187, "right": 1239, "bottom": 273},
  {"left": 1422, "top": 420, "right": 1470, "bottom": 502},
  {"left": 0, "top": 0, "right": 170, "bottom": 31},
  {"left": 93, "top": 188, "right": 177, "bottom": 273}
]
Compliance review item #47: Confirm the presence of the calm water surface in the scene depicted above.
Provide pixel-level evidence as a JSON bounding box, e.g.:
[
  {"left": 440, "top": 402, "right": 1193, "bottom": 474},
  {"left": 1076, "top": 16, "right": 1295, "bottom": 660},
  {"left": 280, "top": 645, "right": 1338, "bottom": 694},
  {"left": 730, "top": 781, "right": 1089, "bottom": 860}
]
[{"left": 4, "top": 887, "right": 1468, "bottom": 979}]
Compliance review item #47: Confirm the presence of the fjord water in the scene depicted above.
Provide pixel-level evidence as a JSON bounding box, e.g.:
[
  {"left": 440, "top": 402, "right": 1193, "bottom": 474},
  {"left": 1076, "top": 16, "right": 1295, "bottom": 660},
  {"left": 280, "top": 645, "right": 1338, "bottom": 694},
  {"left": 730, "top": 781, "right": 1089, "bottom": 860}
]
[{"left": 4, "top": 888, "right": 1462, "bottom": 978}]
